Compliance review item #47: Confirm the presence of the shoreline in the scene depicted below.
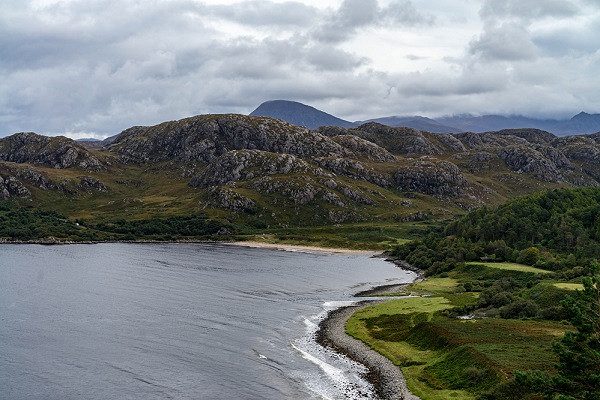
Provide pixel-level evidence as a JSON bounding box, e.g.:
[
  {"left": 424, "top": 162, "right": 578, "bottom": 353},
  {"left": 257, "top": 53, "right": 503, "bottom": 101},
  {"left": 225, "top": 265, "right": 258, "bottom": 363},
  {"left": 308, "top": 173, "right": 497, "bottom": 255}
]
[
  {"left": 316, "top": 262, "right": 421, "bottom": 400},
  {"left": 228, "top": 240, "right": 378, "bottom": 255},
  {"left": 0, "top": 238, "right": 379, "bottom": 254}
]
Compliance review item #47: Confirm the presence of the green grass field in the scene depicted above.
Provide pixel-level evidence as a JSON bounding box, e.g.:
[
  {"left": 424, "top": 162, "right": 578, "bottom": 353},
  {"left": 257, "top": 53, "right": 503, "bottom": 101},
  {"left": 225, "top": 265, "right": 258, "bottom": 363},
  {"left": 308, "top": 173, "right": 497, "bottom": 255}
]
[
  {"left": 553, "top": 282, "right": 584, "bottom": 290},
  {"left": 466, "top": 261, "right": 553, "bottom": 274}
]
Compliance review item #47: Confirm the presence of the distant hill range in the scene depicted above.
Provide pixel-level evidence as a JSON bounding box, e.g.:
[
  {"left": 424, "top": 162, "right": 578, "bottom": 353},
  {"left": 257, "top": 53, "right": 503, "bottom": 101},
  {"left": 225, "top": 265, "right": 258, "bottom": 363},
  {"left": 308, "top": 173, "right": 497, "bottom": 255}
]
[{"left": 250, "top": 100, "right": 600, "bottom": 135}]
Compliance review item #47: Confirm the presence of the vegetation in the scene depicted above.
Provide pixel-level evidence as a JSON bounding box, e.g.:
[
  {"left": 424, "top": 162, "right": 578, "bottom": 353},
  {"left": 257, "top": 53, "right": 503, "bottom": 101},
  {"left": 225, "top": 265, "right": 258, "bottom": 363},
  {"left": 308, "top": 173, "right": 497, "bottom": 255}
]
[
  {"left": 347, "top": 188, "right": 599, "bottom": 399},
  {"left": 0, "top": 201, "right": 232, "bottom": 242}
]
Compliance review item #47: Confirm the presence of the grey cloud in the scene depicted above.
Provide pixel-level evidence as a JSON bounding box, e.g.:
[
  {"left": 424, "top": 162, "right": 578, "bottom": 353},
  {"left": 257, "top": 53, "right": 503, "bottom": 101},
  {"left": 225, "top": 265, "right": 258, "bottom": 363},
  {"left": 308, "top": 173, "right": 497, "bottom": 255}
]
[
  {"left": 206, "top": 0, "right": 318, "bottom": 26},
  {"left": 469, "top": 23, "right": 538, "bottom": 61},
  {"left": 533, "top": 19, "right": 600, "bottom": 56},
  {"left": 480, "top": 0, "right": 580, "bottom": 21},
  {"left": 383, "top": 0, "right": 435, "bottom": 25},
  {"left": 313, "top": 0, "right": 433, "bottom": 43},
  {"left": 1, "top": 0, "right": 599, "bottom": 138},
  {"left": 392, "top": 67, "right": 508, "bottom": 97}
]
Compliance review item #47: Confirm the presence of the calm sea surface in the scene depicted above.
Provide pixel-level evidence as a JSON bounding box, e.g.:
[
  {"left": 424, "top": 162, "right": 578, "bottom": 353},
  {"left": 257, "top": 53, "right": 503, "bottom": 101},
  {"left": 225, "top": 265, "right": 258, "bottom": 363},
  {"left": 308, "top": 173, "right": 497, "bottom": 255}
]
[{"left": 0, "top": 243, "right": 415, "bottom": 399}]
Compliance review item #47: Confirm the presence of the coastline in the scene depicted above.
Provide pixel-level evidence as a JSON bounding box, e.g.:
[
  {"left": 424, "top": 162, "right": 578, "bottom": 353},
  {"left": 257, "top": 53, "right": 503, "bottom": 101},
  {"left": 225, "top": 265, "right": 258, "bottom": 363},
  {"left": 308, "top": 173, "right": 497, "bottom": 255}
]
[
  {"left": 0, "top": 237, "right": 381, "bottom": 256},
  {"left": 317, "top": 261, "right": 421, "bottom": 400},
  {"left": 0, "top": 238, "right": 379, "bottom": 254},
  {"left": 228, "top": 240, "right": 378, "bottom": 255}
]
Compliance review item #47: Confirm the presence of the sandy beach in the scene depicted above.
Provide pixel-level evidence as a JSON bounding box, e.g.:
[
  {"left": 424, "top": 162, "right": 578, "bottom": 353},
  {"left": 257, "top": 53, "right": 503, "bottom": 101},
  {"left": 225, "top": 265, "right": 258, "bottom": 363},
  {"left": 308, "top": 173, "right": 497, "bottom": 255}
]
[{"left": 229, "top": 240, "right": 379, "bottom": 255}]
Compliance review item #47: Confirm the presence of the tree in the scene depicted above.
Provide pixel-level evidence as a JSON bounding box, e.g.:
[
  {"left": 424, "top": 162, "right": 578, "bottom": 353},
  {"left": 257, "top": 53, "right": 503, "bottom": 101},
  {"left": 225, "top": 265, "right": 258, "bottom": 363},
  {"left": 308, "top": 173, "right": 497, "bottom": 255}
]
[{"left": 551, "top": 266, "right": 600, "bottom": 400}]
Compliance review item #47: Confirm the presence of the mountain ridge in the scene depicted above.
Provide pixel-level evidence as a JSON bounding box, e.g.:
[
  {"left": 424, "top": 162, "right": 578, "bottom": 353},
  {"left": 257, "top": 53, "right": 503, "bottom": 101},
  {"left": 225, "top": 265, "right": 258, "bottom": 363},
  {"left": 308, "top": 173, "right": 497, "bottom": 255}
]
[{"left": 249, "top": 100, "right": 600, "bottom": 135}]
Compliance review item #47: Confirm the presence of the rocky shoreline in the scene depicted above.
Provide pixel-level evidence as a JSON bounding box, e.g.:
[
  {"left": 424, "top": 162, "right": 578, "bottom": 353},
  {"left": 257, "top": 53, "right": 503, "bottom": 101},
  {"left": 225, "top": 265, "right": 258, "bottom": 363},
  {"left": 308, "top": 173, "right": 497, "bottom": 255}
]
[
  {"left": 316, "top": 300, "right": 420, "bottom": 400},
  {"left": 317, "top": 258, "right": 422, "bottom": 400}
]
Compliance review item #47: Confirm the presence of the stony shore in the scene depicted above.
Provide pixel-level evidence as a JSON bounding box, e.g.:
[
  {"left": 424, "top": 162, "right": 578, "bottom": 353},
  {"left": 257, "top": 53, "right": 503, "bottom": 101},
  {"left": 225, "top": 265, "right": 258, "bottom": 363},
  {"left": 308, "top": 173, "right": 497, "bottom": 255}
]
[{"left": 316, "top": 301, "right": 420, "bottom": 400}]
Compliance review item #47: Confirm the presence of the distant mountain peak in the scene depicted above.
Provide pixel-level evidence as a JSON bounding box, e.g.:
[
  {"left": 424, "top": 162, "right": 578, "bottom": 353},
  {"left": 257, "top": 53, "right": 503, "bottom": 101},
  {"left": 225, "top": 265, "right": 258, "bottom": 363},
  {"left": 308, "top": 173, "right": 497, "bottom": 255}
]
[
  {"left": 572, "top": 111, "right": 593, "bottom": 120},
  {"left": 250, "top": 100, "right": 353, "bottom": 129}
]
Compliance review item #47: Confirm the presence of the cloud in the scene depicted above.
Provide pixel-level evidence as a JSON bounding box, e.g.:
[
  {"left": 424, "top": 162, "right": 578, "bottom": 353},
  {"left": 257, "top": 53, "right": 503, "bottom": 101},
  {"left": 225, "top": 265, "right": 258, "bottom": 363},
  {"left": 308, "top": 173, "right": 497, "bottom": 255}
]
[
  {"left": 469, "top": 23, "right": 538, "bottom": 61},
  {"left": 313, "top": 0, "right": 433, "bottom": 43},
  {"left": 0, "top": 0, "right": 600, "bottom": 137},
  {"left": 206, "top": 0, "right": 318, "bottom": 27},
  {"left": 480, "top": 0, "right": 580, "bottom": 21}
]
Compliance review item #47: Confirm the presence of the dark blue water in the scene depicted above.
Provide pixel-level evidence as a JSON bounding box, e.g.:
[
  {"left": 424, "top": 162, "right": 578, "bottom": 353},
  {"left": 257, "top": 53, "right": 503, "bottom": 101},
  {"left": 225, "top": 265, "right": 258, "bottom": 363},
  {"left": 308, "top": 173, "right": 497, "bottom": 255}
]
[{"left": 0, "top": 243, "right": 415, "bottom": 399}]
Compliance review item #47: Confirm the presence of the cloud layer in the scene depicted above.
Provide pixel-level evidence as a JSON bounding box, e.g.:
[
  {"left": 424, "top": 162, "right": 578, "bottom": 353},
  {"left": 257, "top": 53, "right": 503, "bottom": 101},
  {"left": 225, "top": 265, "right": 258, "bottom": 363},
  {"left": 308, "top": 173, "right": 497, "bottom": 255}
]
[{"left": 0, "top": 0, "right": 599, "bottom": 138}]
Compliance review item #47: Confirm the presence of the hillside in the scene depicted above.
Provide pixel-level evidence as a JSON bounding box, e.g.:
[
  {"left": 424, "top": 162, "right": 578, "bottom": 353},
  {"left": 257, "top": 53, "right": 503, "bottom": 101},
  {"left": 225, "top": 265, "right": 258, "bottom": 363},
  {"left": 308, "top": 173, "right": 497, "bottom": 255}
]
[
  {"left": 350, "top": 187, "right": 600, "bottom": 399},
  {"left": 1, "top": 114, "right": 600, "bottom": 244}
]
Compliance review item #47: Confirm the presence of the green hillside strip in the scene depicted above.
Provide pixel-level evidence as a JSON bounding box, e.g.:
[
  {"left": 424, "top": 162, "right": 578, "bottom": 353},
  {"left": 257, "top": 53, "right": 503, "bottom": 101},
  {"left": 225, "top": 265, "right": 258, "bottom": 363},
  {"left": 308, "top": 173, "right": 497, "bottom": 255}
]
[
  {"left": 466, "top": 261, "right": 552, "bottom": 274},
  {"left": 553, "top": 282, "right": 584, "bottom": 290}
]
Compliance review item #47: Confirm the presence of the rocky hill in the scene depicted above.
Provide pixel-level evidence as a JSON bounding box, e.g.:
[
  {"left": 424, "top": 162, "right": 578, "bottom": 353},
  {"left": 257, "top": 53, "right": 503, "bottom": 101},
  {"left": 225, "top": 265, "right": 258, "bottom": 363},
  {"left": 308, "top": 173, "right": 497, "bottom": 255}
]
[
  {"left": 2, "top": 114, "right": 600, "bottom": 232},
  {"left": 0, "top": 132, "right": 103, "bottom": 170}
]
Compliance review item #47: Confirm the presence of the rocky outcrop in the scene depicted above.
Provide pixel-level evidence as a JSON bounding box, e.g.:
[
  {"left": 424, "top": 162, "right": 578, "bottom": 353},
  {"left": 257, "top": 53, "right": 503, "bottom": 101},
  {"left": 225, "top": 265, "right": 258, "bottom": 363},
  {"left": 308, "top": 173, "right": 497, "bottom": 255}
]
[
  {"left": 0, "top": 132, "right": 103, "bottom": 170},
  {"left": 251, "top": 176, "right": 321, "bottom": 205},
  {"left": 494, "top": 129, "right": 556, "bottom": 145},
  {"left": 394, "top": 160, "right": 468, "bottom": 197},
  {"left": 434, "top": 133, "right": 467, "bottom": 152},
  {"left": 210, "top": 187, "right": 256, "bottom": 212},
  {"left": 464, "top": 151, "right": 496, "bottom": 172},
  {"left": 338, "top": 185, "right": 374, "bottom": 205},
  {"left": 190, "top": 149, "right": 329, "bottom": 188},
  {"left": 313, "top": 157, "right": 390, "bottom": 187},
  {"left": 78, "top": 176, "right": 108, "bottom": 192},
  {"left": 331, "top": 135, "right": 396, "bottom": 162},
  {"left": 350, "top": 123, "right": 441, "bottom": 155},
  {"left": 553, "top": 136, "right": 600, "bottom": 163},
  {"left": 0, "top": 175, "right": 31, "bottom": 199},
  {"left": 498, "top": 145, "right": 563, "bottom": 182},
  {"left": 455, "top": 132, "right": 529, "bottom": 150}
]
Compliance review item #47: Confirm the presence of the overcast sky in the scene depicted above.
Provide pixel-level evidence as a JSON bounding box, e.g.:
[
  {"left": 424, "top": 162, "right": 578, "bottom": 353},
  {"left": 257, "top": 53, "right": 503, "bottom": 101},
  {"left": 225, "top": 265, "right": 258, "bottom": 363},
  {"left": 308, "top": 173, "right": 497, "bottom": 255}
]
[{"left": 1, "top": 0, "right": 599, "bottom": 138}]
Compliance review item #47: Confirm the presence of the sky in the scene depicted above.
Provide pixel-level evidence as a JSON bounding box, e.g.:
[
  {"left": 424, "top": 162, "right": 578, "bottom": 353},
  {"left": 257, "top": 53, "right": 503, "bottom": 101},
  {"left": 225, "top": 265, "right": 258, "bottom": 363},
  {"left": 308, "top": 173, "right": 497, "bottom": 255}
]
[{"left": 1, "top": 0, "right": 600, "bottom": 138}]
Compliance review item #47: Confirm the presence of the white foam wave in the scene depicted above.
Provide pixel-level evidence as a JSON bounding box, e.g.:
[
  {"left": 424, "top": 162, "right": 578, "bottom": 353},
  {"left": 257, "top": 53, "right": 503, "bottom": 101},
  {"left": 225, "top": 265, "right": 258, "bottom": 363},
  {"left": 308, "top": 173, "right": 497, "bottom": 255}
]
[{"left": 292, "top": 301, "right": 377, "bottom": 400}]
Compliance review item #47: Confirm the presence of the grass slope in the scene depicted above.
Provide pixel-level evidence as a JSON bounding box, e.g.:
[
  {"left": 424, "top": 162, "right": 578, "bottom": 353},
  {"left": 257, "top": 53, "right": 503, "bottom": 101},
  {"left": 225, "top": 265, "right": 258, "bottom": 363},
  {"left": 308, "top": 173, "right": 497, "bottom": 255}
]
[
  {"left": 346, "top": 278, "right": 569, "bottom": 399},
  {"left": 465, "top": 261, "right": 553, "bottom": 274}
]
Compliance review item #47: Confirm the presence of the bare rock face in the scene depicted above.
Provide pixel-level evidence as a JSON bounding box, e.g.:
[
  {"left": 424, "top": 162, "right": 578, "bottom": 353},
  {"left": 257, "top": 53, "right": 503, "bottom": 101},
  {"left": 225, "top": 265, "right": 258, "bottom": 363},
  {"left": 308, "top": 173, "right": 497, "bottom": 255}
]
[
  {"left": 251, "top": 176, "right": 321, "bottom": 205},
  {"left": 434, "top": 133, "right": 467, "bottom": 152},
  {"left": 330, "top": 135, "right": 396, "bottom": 162},
  {"left": 313, "top": 157, "right": 391, "bottom": 187},
  {"left": 338, "top": 185, "right": 374, "bottom": 205},
  {"left": 493, "top": 129, "right": 556, "bottom": 145},
  {"left": 210, "top": 187, "right": 256, "bottom": 213},
  {"left": 394, "top": 160, "right": 468, "bottom": 197},
  {"left": 455, "top": 132, "right": 530, "bottom": 149},
  {"left": 0, "top": 175, "right": 31, "bottom": 199},
  {"left": 464, "top": 151, "right": 496, "bottom": 172},
  {"left": 0, "top": 132, "right": 103, "bottom": 170},
  {"left": 78, "top": 176, "right": 108, "bottom": 192},
  {"left": 553, "top": 136, "right": 600, "bottom": 163},
  {"left": 14, "top": 168, "right": 56, "bottom": 190},
  {"left": 190, "top": 149, "right": 329, "bottom": 188},
  {"left": 349, "top": 123, "right": 441, "bottom": 155},
  {"left": 498, "top": 145, "right": 562, "bottom": 182}
]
